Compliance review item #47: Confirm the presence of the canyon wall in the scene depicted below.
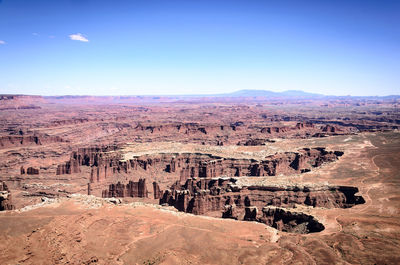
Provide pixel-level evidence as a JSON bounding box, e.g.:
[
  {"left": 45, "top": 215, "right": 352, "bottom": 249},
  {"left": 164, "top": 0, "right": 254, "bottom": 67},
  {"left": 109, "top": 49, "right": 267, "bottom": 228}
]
[
  {"left": 158, "top": 177, "right": 364, "bottom": 233},
  {"left": 0, "top": 135, "right": 66, "bottom": 149},
  {"left": 56, "top": 147, "right": 344, "bottom": 186},
  {"left": 153, "top": 181, "right": 162, "bottom": 199},
  {"left": 0, "top": 182, "right": 15, "bottom": 211},
  {"left": 251, "top": 206, "right": 325, "bottom": 233},
  {"left": 102, "top": 179, "right": 148, "bottom": 198}
]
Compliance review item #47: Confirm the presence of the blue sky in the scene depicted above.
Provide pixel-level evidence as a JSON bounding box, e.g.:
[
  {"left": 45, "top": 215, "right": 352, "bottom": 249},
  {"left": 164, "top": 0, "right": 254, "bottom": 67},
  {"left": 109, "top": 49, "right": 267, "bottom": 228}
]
[{"left": 0, "top": 0, "right": 399, "bottom": 96}]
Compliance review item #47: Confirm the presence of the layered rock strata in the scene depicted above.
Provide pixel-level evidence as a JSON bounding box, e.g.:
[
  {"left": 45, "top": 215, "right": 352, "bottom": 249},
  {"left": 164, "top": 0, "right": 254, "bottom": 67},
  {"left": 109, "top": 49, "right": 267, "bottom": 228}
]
[
  {"left": 57, "top": 146, "right": 119, "bottom": 176},
  {"left": 251, "top": 206, "right": 325, "bottom": 233},
  {"left": 0, "top": 182, "right": 14, "bottom": 211},
  {"left": 153, "top": 181, "right": 162, "bottom": 199},
  {"left": 159, "top": 177, "right": 365, "bottom": 233},
  {"left": 102, "top": 179, "right": 148, "bottom": 198},
  {"left": 130, "top": 121, "right": 354, "bottom": 145},
  {"left": 0, "top": 135, "right": 65, "bottom": 149},
  {"left": 56, "top": 147, "right": 344, "bottom": 185},
  {"left": 26, "top": 167, "right": 39, "bottom": 175}
]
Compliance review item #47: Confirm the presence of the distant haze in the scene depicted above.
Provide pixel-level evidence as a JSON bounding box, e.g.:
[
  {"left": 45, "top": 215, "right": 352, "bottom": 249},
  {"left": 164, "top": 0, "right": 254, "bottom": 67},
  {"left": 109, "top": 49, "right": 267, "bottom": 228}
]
[{"left": 0, "top": 0, "right": 399, "bottom": 96}]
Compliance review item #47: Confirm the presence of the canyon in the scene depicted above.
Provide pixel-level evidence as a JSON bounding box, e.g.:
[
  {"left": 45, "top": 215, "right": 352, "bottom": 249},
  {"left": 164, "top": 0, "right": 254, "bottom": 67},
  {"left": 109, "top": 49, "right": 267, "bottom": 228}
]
[
  {"left": 55, "top": 147, "right": 343, "bottom": 186},
  {"left": 158, "top": 177, "right": 364, "bottom": 233},
  {"left": 0, "top": 94, "right": 399, "bottom": 264}
]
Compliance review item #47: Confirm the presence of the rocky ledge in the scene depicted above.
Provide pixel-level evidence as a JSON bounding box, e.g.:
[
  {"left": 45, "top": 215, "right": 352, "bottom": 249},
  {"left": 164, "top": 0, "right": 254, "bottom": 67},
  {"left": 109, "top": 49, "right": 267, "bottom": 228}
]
[
  {"left": 158, "top": 177, "right": 365, "bottom": 233},
  {"left": 0, "top": 181, "right": 15, "bottom": 210},
  {"left": 244, "top": 206, "right": 325, "bottom": 234}
]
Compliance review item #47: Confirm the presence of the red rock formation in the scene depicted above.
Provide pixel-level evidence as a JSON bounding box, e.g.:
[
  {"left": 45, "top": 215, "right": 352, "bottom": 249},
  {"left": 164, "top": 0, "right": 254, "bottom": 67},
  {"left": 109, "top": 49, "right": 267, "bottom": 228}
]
[
  {"left": 27, "top": 167, "right": 39, "bottom": 175},
  {"left": 49, "top": 118, "right": 91, "bottom": 127},
  {"left": 258, "top": 206, "right": 325, "bottom": 233},
  {"left": 122, "top": 147, "right": 341, "bottom": 183},
  {"left": 0, "top": 135, "right": 66, "bottom": 149},
  {"left": 160, "top": 177, "right": 365, "bottom": 219},
  {"left": 244, "top": 206, "right": 258, "bottom": 221},
  {"left": 0, "top": 182, "right": 15, "bottom": 211},
  {"left": 20, "top": 166, "right": 25, "bottom": 175},
  {"left": 57, "top": 146, "right": 120, "bottom": 176},
  {"left": 56, "top": 161, "right": 79, "bottom": 175},
  {"left": 87, "top": 183, "right": 92, "bottom": 195},
  {"left": 122, "top": 119, "right": 355, "bottom": 146},
  {"left": 56, "top": 147, "right": 343, "bottom": 193},
  {"left": 102, "top": 179, "right": 148, "bottom": 198},
  {"left": 322, "top": 124, "right": 340, "bottom": 133},
  {"left": 260, "top": 122, "right": 314, "bottom": 135},
  {"left": 0, "top": 94, "right": 43, "bottom": 110},
  {"left": 153, "top": 181, "right": 162, "bottom": 199},
  {"left": 222, "top": 204, "right": 239, "bottom": 219},
  {"left": 159, "top": 148, "right": 341, "bottom": 182},
  {"left": 241, "top": 139, "right": 267, "bottom": 146}
]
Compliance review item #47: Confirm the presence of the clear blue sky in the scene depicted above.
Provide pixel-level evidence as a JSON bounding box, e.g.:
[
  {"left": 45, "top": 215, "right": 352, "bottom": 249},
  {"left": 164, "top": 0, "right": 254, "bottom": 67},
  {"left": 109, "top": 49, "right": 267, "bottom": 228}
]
[{"left": 0, "top": 0, "right": 399, "bottom": 96}]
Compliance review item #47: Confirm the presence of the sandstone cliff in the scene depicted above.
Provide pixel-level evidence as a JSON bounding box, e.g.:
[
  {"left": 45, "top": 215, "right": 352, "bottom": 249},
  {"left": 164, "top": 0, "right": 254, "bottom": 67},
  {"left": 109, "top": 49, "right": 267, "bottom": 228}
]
[
  {"left": 102, "top": 179, "right": 148, "bottom": 198},
  {"left": 0, "top": 182, "right": 14, "bottom": 211},
  {"left": 159, "top": 177, "right": 364, "bottom": 233},
  {"left": 0, "top": 135, "right": 66, "bottom": 149}
]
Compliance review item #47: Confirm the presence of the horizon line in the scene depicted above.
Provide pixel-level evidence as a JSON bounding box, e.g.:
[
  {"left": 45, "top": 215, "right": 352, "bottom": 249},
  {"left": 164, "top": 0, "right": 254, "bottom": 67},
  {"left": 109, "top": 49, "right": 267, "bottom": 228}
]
[{"left": 1, "top": 89, "right": 399, "bottom": 98}]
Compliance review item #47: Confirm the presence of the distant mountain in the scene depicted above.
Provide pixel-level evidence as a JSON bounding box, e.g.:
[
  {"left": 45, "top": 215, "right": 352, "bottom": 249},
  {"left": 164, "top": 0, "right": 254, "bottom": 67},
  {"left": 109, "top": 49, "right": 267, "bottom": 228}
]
[
  {"left": 225, "top": 89, "right": 324, "bottom": 98},
  {"left": 279, "top": 90, "right": 324, "bottom": 97},
  {"left": 8, "top": 90, "right": 398, "bottom": 100}
]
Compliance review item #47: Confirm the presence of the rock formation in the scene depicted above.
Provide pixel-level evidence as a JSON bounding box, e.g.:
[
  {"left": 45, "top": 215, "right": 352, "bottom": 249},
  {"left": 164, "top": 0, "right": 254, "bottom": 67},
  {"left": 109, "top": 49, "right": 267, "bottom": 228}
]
[
  {"left": 56, "top": 161, "right": 80, "bottom": 175},
  {"left": 87, "top": 183, "right": 92, "bottom": 195},
  {"left": 129, "top": 120, "right": 356, "bottom": 145},
  {"left": 102, "top": 179, "right": 148, "bottom": 198},
  {"left": 159, "top": 177, "right": 364, "bottom": 233},
  {"left": 261, "top": 122, "right": 314, "bottom": 134},
  {"left": 57, "top": 146, "right": 120, "bottom": 177},
  {"left": 153, "top": 181, "right": 162, "bottom": 199},
  {"left": 57, "top": 146, "right": 343, "bottom": 181},
  {"left": 0, "top": 182, "right": 14, "bottom": 210},
  {"left": 27, "top": 167, "right": 39, "bottom": 175},
  {"left": 131, "top": 147, "right": 343, "bottom": 183},
  {"left": 0, "top": 135, "right": 65, "bottom": 149},
  {"left": 259, "top": 206, "right": 325, "bottom": 233},
  {"left": 0, "top": 94, "right": 44, "bottom": 110}
]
